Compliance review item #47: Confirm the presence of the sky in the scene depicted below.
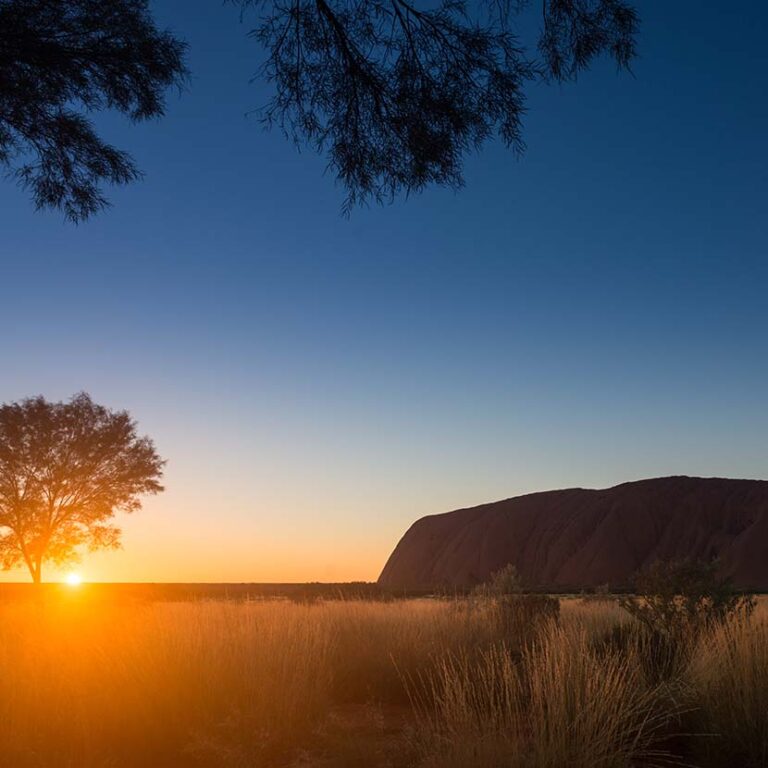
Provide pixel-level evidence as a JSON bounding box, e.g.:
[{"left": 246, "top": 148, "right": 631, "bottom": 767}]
[{"left": 1, "top": 1, "right": 767, "bottom": 582}]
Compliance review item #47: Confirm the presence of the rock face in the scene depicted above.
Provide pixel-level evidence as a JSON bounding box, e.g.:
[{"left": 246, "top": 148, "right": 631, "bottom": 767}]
[{"left": 378, "top": 476, "right": 768, "bottom": 590}]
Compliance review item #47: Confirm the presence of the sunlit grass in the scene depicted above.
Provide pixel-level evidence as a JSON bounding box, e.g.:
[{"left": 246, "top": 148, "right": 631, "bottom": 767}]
[
  {"left": 687, "top": 603, "right": 768, "bottom": 767},
  {"left": 0, "top": 592, "right": 763, "bottom": 766}
]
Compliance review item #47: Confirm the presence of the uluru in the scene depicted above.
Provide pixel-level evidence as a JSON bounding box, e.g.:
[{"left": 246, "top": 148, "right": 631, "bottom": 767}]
[{"left": 378, "top": 476, "right": 768, "bottom": 591}]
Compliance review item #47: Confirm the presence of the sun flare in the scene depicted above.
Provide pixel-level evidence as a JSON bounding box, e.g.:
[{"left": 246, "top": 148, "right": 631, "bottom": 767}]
[{"left": 65, "top": 573, "right": 82, "bottom": 587}]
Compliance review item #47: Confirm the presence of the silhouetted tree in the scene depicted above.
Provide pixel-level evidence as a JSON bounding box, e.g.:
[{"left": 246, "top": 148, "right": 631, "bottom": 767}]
[
  {"left": 0, "top": 0, "right": 187, "bottom": 221},
  {"left": 0, "top": 393, "right": 165, "bottom": 583},
  {"left": 3, "top": 0, "right": 638, "bottom": 219},
  {"left": 240, "top": 0, "right": 639, "bottom": 211}
]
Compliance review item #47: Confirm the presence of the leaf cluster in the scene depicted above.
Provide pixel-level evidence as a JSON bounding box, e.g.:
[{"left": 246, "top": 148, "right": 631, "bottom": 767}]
[
  {"left": 0, "top": 0, "right": 188, "bottom": 221},
  {"left": 241, "top": 0, "right": 638, "bottom": 211}
]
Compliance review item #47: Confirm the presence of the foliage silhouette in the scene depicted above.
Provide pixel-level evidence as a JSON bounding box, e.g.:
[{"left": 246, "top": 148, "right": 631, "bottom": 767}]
[
  {"left": 615, "top": 557, "right": 757, "bottom": 682},
  {"left": 1, "top": 0, "right": 637, "bottom": 219},
  {"left": 471, "top": 563, "right": 560, "bottom": 641},
  {"left": 239, "top": 0, "right": 639, "bottom": 212},
  {"left": 0, "top": 393, "right": 165, "bottom": 583},
  {"left": 0, "top": 0, "right": 187, "bottom": 221},
  {"left": 471, "top": 561, "right": 523, "bottom": 598},
  {"left": 619, "top": 557, "right": 756, "bottom": 638}
]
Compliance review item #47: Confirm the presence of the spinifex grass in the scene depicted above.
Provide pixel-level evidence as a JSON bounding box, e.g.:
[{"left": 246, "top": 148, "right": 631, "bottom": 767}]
[{"left": 0, "top": 592, "right": 762, "bottom": 767}]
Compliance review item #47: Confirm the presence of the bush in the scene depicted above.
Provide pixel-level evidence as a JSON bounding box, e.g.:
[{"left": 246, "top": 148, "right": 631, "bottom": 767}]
[
  {"left": 470, "top": 564, "right": 559, "bottom": 644},
  {"left": 471, "top": 563, "right": 523, "bottom": 599},
  {"left": 493, "top": 594, "right": 560, "bottom": 642},
  {"left": 615, "top": 558, "right": 756, "bottom": 684},
  {"left": 619, "top": 558, "right": 755, "bottom": 639},
  {"left": 581, "top": 583, "right": 616, "bottom": 604}
]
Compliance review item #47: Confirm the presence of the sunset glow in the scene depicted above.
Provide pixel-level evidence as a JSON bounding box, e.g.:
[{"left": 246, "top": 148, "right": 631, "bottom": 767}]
[
  {"left": 0, "top": 1, "right": 764, "bottom": 592},
  {"left": 0, "top": 0, "right": 766, "bottom": 765}
]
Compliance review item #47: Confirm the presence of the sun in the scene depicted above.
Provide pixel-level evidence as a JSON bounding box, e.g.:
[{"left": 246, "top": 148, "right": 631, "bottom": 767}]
[{"left": 65, "top": 573, "right": 82, "bottom": 587}]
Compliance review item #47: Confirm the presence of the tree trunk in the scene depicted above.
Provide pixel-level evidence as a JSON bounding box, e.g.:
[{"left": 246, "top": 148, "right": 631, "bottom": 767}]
[
  {"left": 28, "top": 559, "right": 44, "bottom": 607},
  {"left": 27, "top": 558, "right": 42, "bottom": 585}
]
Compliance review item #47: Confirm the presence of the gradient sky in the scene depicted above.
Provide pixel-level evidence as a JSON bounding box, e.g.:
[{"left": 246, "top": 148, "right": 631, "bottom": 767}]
[{"left": 1, "top": 1, "right": 767, "bottom": 582}]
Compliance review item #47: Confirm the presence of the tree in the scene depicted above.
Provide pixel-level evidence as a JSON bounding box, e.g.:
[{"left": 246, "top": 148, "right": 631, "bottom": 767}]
[
  {"left": 0, "top": 0, "right": 187, "bottom": 222},
  {"left": 2, "top": 0, "right": 637, "bottom": 220},
  {"left": 240, "top": 0, "right": 639, "bottom": 212},
  {"left": 0, "top": 393, "right": 165, "bottom": 583}
]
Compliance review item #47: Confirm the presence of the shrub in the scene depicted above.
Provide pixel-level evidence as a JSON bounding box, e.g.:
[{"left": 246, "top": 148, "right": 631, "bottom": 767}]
[
  {"left": 619, "top": 558, "right": 755, "bottom": 639},
  {"left": 471, "top": 563, "right": 523, "bottom": 599},
  {"left": 471, "top": 564, "right": 559, "bottom": 643},
  {"left": 492, "top": 594, "right": 560, "bottom": 642},
  {"left": 581, "top": 583, "right": 616, "bottom": 604}
]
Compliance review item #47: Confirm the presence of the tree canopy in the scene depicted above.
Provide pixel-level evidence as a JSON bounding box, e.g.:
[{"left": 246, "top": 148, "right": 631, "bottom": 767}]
[
  {"left": 242, "top": 0, "right": 639, "bottom": 212},
  {"left": 0, "top": 0, "right": 188, "bottom": 222},
  {"left": 0, "top": 393, "right": 164, "bottom": 583},
  {"left": 0, "top": 0, "right": 638, "bottom": 219}
]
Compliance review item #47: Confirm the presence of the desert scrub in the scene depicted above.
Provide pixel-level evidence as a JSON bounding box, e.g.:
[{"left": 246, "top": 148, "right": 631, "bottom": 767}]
[
  {"left": 411, "top": 622, "right": 680, "bottom": 768},
  {"left": 618, "top": 558, "right": 756, "bottom": 640},
  {"left": 0, "top": 599, "right": 337, "bottom": 767},
  {"left": 687, "top": 608, "right": 768, "bottom": 767},
  {"left": 0, "top": 593, "right": 761, "bottom": 767},
  {"left": 0, "top": 596, "right": 521, "bottom": 766},
  {"left": 470, "top": 564, "right": 561, "bottom": 646}
]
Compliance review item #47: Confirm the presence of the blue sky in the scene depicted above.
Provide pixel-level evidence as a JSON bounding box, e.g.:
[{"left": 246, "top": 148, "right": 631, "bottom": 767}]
[{"left": 1, "top": 1, "right": 766, "bottom": 581}]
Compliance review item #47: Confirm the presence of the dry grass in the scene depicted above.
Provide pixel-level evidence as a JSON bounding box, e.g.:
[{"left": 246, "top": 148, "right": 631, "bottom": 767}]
[
  {"left": 0, "top": 591, "right": 763, "bottom": 767},
  {"left": 412, "top": 625, "right": 679, "bottom": 768},
  {"left": 687, "top": 603, "right": 768, "bottom": 767}
]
